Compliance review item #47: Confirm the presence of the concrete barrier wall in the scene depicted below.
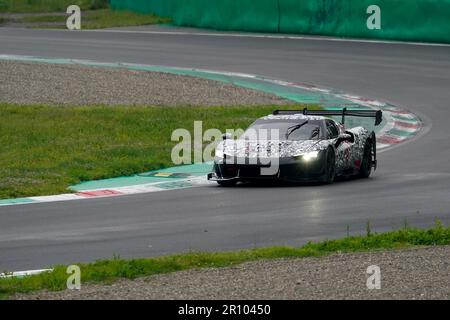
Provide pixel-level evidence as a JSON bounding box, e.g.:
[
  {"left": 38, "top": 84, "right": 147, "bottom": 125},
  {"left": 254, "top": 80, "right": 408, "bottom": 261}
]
[{"left": 110, "top": 0, "right": 450, "bottom": 43}]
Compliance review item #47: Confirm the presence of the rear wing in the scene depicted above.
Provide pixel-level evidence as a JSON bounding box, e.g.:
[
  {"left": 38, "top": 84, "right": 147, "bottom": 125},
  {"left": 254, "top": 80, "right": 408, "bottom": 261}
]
[{"left": 273, "top": 107, "right": 383, "bottom": 126}]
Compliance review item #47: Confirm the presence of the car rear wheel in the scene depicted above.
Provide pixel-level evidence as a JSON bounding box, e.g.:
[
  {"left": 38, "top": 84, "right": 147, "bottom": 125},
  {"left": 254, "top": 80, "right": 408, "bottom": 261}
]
[
  {"left": 323, "top": 148, "right": 336, "bottom": 184},
  {"left": 217, "top": 180, "right": 237, "bottom": 187},
  {"left": 359, "top": 141, "right": 372, "bottom": 178}
]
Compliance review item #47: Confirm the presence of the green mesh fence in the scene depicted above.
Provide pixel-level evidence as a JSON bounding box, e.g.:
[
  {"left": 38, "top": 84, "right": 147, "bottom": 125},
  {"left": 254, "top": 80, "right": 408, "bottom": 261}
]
[
  {"left": 110, "top": 0, "right": 450, "bottom": 43},
  {"left": 279, "top": 0, "right": 450, "bottom": 43},
  {"left": 110, "top": 0, "right": 280, "bottom": 32}
]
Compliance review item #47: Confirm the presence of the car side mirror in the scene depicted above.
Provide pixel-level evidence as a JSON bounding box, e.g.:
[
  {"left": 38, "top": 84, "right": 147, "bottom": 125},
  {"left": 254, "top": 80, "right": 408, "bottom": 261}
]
[
  {"left": 341, "top": 133, "right": 353, "bottom": 141},
  {"left": 222, "top": 133, "right": 233, "bottom": 140},
  {"left": 336, "top": 133, "right": 353, "bottom": 146}
]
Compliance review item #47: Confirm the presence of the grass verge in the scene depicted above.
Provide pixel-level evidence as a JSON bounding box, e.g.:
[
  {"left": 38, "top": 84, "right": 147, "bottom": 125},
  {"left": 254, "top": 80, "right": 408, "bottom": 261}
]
[
  {"left": 1, "top": 223, "right": 448, "bottom": 299},
  {"left": 0, "top": 0, "right": 108, "bottom": 13},
  {"left": 22, "top": 9, "right": 172, "bottom": 29},
  {"left": 0, "top": 0, "right": 171, "bottom": 29},
  {"left": 0, "top": 104, "right": 313, "bottom": 199}
]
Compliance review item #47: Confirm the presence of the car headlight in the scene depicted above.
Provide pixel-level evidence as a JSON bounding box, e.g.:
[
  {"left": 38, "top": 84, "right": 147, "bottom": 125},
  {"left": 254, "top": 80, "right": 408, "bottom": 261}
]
[{"left": 298, "top": 151, "right": 320, "bottom": 162}]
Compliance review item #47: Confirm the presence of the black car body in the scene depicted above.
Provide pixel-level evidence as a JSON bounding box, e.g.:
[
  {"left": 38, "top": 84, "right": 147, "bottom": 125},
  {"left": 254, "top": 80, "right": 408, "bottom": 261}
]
[{"left": 208, "top": 108, "right": 382, "bottom": 186}]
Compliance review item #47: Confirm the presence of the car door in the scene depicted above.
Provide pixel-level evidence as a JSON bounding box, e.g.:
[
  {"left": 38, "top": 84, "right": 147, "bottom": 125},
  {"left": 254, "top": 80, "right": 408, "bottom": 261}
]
[{"left": 327, "top": 120, "right": 352, "bottom": 173}]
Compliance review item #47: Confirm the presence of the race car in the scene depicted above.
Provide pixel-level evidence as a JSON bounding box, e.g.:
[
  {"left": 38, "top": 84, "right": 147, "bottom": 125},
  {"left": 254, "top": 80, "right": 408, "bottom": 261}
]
[{"left": 207, "top": 108, "right": 382, "bottom": 186}]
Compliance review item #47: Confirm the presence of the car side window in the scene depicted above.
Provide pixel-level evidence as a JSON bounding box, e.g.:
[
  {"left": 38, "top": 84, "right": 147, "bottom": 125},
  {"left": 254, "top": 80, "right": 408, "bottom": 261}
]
[{"left": 326, "top": 120, "right": 339, "bottom": 139}]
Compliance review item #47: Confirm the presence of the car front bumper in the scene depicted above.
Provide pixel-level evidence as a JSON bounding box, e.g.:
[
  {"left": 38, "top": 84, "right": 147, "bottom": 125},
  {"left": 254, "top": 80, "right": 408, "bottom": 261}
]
[{"left": 208, "top": 155, "right": 327, "bottom": 183}]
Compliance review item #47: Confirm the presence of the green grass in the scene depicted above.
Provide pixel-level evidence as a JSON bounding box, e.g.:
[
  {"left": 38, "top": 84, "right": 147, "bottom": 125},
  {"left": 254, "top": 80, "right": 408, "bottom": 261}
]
[
  {"left": 0, "top": 0, "right": 171, "bottom": 29},
  {"left": 1, "top": 223, "right": 448, "bottom": 299},
  {"left": 21, "top": 14, "right": 62, "bottom": 23},
  {"left": 22, "top": 9, "right": 172, "bottom": 29},
  {"left": 0, "top": 104, "right": 314, "bottom": 199},
  {"left": 0, "top": 0, "right": 108, "bottom": 13}
]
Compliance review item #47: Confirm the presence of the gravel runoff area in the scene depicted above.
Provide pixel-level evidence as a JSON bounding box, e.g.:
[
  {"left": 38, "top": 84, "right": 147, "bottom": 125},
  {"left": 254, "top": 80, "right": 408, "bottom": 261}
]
[
  {"left": 0, "top": 61, "right": 292, "bottom": 106},
  {"left": 15, "top": 246, "right": 450, "bottom": 300}
]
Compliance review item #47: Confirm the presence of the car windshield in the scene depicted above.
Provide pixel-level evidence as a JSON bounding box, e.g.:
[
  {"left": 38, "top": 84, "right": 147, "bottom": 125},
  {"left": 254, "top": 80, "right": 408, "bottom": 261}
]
[{"left": 241, "top": 120, "right": 323, "bottom": 141}]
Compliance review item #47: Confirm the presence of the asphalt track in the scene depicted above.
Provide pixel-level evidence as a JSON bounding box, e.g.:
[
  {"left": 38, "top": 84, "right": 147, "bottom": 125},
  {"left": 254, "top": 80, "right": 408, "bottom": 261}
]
[{"left": 1, "top": 28, "right": 450, "bottom": 271}]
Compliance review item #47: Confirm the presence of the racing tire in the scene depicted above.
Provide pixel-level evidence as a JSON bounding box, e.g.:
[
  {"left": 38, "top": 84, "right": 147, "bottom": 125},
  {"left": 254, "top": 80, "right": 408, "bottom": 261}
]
[
  {"left": 323, "top": 148, "right": 336, "bottom": 184},
  {"left": 217, "top": 180, "right": 237, "bottom": 187},
  {"left": 359, "top": 141, "right": 372, "bottom": 178}
]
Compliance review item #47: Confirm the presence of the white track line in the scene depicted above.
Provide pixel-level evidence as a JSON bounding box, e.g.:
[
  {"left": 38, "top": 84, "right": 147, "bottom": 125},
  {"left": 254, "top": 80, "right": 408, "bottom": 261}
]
[
  {"left": 0, "top": 269, "right": 53, "bottom": 278},
  {"left": 3, "top": 27, "right": 450, "bottom": 47},
  {"left": 79, "top": 29, "right": 450, "bottom": 47}
]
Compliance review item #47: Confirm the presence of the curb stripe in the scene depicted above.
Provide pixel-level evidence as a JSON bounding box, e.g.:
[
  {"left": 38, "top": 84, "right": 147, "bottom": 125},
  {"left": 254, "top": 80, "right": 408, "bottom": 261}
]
[
  {"left": 392, "top": 115, "right": 420, "bottom": 123},
  {"left": 388, "top": 128, "right": 418, "bottom": 137},
  {"left": 395, "top": 121, "right": 420, "bottom": 129},
  {"left": 76, "top": 190, "right": 124, "bottom": 197},
  {"left": 0, "top": 198, "right": 37, "bottom": 206},
  {"left": 377, "top": 136, "right": 404, "bottom": 144}
]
